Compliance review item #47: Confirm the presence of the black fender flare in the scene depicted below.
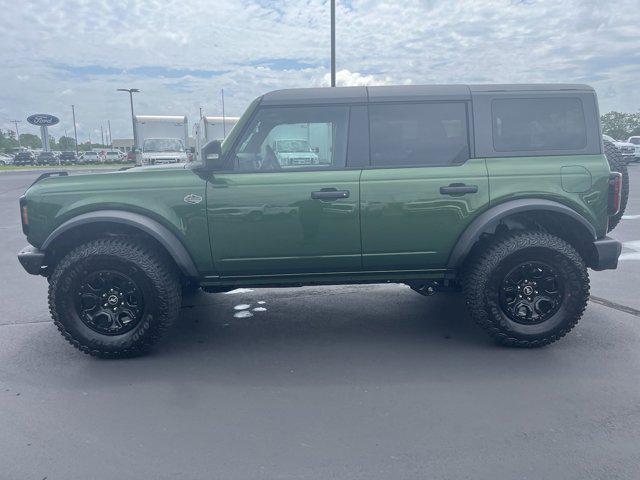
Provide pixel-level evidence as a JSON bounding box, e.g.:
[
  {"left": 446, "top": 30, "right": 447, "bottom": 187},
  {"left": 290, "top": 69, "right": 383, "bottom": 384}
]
[
  {"left": 42, "top": 210, "right": 199, "bottom": 277},
  {"left": 446, "top": 199, "right": 597, "bottom": 269}
]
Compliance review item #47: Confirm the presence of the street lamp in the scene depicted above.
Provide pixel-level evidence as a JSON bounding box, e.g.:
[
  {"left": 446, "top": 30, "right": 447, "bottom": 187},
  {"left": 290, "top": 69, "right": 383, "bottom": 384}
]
[
  {"left": 331, "top": 0, "right": 336, "bottom": 87},
  {"left": 117, "top": 88, "right": 140, "bottom": 152}
]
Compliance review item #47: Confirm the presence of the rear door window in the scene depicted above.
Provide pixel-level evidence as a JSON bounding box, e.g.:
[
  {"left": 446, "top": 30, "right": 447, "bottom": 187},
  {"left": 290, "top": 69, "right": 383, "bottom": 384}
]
[
  {"left": 492, "top": 97, "right": 587, "bottom": 151},
  {"left": 369, "top": 102, "right": 470, "bottom": 167}
]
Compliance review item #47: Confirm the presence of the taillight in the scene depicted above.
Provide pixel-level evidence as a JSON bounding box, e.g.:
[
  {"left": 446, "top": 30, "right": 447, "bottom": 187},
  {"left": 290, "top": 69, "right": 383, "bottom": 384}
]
[
  {"left": 19, "top": 195, "right": 29, "bottom": 235},
  {"left": 608, "top": 172, "right": 622, "bottom": 216}
]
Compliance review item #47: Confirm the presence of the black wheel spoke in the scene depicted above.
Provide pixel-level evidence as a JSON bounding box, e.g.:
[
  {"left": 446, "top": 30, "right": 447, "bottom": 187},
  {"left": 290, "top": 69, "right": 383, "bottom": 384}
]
[
  {"left": 499, "top": 261, "right": 564, "bottom": 325},
  {"left": 74, "top": 269, "right": 144, "bottom": 335}
]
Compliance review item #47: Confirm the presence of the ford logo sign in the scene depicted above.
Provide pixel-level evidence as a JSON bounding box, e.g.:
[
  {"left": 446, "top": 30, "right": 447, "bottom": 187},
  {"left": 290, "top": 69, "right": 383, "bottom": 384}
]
[{"left": 27, "top": 114, "right": 60, "bottom": 127}]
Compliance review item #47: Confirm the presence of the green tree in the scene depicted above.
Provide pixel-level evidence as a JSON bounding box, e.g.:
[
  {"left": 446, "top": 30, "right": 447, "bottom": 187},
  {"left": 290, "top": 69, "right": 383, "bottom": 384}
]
[
  {"left": 601, "top": 111, "right": 640, "bottom": 140},
  {"left": 57, "top": 136, "right": 76, "bottom": 151},
  {"left": 0, "top": 129, "right": 19, "bottom": 153},
  {"left": 19, "top": 133, "right": 42, "bottom": 149}
]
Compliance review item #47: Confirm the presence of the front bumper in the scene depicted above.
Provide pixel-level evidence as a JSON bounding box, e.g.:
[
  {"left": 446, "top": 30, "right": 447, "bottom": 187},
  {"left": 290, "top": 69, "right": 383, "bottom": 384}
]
[
  {"left": 18, "top": 245, "right": 46, "bottom": 275},
  {"left": 591, "top": 237, "right": 622, "bottom": 271}
]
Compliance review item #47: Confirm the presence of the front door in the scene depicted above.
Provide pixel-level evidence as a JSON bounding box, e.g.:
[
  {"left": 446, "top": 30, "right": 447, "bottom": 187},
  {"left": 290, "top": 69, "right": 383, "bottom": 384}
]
[
  {"left": 206, "top": 105, "right": 361, "bottom": 276},
  {"left": 360, "top": 101, "right": 489, "bottom": 270}
]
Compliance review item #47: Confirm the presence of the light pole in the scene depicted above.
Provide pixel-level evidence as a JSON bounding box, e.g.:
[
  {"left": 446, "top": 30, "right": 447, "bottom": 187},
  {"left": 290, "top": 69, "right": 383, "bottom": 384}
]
[
  {"left": 11, "top": 120, "right": 21, "bottom": 147},
  {"left": 221, "top": 89, "right": 226, "bottom": 138},
  {"left": 117, "top": 88, "right": 140, "bottom": 151},
  {"left": 71, "top": 105, "right": 79, "bottom": 155},
  {"left": 331, "top": 0, "right": 336, "bottom": 87},
  {"left": 108, "top": 120, "right": 112, "bottom": 148}
]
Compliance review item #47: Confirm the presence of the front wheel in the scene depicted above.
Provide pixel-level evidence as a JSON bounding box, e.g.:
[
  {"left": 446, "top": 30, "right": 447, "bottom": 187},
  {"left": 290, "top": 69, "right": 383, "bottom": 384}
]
[
  {"left": 464, "top": 231, "right": 589, "bottom": 347},
  {"left": 49, "top": 238, "right": 181, "bottom": 358}
]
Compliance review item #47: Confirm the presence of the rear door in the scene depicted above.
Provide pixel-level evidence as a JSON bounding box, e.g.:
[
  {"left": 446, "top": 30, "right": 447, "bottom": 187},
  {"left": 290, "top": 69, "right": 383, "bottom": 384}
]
[
  {"left": 360, "top": 101, "right": 489, "bottom": 270},
  {"left": 206, "top": 104, "right": 363, "bottom": 276}
]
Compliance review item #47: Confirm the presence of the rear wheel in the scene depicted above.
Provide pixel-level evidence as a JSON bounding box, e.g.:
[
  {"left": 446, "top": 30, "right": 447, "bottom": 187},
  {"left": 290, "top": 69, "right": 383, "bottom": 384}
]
[
  {"left": 464, "top": 231, "right": 589, "bottom": 347},
  {"left": 603, "top": 139, "right": 629, "bottom": 232},
  {"left": 49, "top": 238, "right": 181, "bottom": 358}
]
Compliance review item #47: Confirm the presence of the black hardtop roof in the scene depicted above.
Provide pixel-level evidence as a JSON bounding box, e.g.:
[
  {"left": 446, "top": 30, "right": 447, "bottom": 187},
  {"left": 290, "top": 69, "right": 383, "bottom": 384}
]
[{"left": 259, "top": 84, "right": 594, "bottom": 105}]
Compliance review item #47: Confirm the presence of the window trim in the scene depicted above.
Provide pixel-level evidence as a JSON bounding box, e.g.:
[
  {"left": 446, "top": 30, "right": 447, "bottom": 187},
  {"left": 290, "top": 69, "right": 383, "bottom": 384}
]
[
  {"left": 366, "top": 100, "right": 473, "bottom": 169},
  {"left": 490, "top": 96, "right": 588, "bottom": 153},
  {"left": 221, "top": 103, "right": 354, "bottom": 174}
]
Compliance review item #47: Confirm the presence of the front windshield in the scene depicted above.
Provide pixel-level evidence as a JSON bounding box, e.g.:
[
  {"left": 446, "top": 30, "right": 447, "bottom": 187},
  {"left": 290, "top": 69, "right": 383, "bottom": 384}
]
[
  {"left": 275, "top": 140, "right": 312, "bottom": 153},
  {"left": 143, "top": 138, "right": 184, "bottom": 153}
]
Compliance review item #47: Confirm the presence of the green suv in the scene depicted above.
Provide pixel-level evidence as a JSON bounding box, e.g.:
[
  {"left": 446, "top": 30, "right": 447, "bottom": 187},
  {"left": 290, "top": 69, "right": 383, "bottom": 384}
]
[{"left": 18, "top": 84, "right": 623, "bottom": 357}]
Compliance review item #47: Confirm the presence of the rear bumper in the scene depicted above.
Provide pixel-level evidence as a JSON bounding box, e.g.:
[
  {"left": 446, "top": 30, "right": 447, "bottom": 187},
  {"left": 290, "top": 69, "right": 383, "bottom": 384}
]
[
  {"left": 18, "top": 245, "right": 46, "bottom": 275},
  {"left": 591, "top": 237, "right": 622, "bottom": 271}
]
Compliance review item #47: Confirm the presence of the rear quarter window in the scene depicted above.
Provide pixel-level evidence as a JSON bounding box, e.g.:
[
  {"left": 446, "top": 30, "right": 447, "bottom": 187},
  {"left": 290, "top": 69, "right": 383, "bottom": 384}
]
[{"left": 491, "top": 97, "right": 587, "bottom": 152}]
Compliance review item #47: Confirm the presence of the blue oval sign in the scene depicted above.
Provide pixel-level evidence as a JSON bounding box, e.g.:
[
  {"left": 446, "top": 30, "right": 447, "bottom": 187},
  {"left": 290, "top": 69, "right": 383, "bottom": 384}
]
[{"left": 27, "top": 114, "right": 59, "bottom": 127}]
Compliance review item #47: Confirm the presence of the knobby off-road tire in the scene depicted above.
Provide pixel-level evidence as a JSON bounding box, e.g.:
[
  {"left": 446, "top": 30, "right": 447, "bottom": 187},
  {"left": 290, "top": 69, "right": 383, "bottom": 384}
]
[
  {"left": 603, "top": 139, "right": 629, "bottom": 232},
  {"left": 464, "top": 231, "right": 589, "bottom": 347},
  {"left": 49, "top": 238, "right": 181, "bottom": 358}
]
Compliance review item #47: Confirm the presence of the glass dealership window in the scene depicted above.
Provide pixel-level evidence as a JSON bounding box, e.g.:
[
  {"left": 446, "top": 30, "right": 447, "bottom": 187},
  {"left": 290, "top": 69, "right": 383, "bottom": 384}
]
[
  {"left": 492, "top": 97, "right": 587, "bottom": 152},
  {"left": 231, "top": 106, "right": 349, "bottom": 172}
]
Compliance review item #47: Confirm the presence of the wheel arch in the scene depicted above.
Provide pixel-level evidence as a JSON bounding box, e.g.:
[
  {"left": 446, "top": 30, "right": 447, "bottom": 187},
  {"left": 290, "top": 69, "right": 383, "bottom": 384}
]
[
  {"left": 42, "top": 210, "right": 199, "bottom": 278},
  {"left": 447, "top": 199, "right": 597, "bottom": 269}
]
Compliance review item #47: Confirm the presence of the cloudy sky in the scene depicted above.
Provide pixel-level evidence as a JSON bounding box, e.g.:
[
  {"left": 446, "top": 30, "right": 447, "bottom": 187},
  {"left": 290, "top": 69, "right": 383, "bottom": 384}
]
[{"left": 1, "top": 0, "right": 639, "bottom": 142}]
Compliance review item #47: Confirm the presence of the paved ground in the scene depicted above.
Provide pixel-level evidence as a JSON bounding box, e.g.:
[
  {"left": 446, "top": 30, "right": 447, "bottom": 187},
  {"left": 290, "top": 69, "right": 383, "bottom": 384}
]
[{"left": 1, "top": 166, "right": 639, "bottom": 479}]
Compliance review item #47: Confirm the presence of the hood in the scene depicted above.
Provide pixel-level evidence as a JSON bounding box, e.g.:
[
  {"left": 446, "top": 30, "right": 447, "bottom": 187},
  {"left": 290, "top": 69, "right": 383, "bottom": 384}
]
[
  {"left": 613, "top": 140, "right": 635, "bottom": 148},
  {"left": 126, "top": 162, "right": 187, "bottom": 171},
  {"left": 142, "top": 151, "right": 187, "bottom": 158}
]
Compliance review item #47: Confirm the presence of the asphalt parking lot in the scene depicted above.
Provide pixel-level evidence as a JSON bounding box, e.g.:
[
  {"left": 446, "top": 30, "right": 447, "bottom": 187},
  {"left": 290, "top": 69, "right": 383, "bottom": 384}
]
[{"left": 1, "top": 166, "right": 639, "bottom": 479}]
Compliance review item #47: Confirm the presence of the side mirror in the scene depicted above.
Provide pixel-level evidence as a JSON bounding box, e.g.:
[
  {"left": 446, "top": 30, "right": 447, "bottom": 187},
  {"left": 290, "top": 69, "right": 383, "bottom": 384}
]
[{"left": 202, "top": 140, "right": 225, "bottom": 170}]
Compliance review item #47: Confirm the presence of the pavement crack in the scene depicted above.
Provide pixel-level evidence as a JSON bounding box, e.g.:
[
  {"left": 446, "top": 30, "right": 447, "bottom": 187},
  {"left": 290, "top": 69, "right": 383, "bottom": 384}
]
[{"left": 590, "top": 296, "right": 640, "bottom": 318}]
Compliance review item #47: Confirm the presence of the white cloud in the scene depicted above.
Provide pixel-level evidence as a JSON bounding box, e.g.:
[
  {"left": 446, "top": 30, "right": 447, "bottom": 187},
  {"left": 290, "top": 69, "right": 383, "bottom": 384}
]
[
  {"left": 1, "top": 0, "right": 639, "bottom": 139},
  {"left": 321, "top": 69, "right": 392, "bottom": 87}
]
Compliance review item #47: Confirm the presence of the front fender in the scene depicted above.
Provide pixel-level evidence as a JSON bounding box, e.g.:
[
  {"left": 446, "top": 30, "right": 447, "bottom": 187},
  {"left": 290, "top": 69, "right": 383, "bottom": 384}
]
[{"left": 42, "top": 210, "right": 199, "bottom": 277}]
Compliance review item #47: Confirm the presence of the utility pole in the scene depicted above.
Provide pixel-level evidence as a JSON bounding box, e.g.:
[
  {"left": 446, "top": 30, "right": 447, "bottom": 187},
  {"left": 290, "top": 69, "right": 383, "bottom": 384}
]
[
  {"left": 101, "top": 124, "right": 104, "bottom": 146},
  {"left": 11, "top": 120, "right": 22, "bottom": 147},
  {"left": 221, "top": 89, "right": 226, "bottom": 138},
  {"left": 331, "top": 0, "right": 336, "bottom": 87},
  {"left": 117, "top": 88, "right": 140, "bottom": 151},
  {"left": 71, "top": 105, "right": 79, "bottom": 155},
  {"left": 199, "top": 106, "right": 203, "bottom": 120},
  {"left": 108, "top": 120, "right": 112, "bottom": 148}
]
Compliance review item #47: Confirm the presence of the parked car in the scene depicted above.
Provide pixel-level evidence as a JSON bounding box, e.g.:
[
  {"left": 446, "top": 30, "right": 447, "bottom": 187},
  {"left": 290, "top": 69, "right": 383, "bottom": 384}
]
[
  {"left": 58, "top": 151, "right": 78, "bottom": 165},
  {"left": 36, "top": 151, "right": 58, "bottom": 166},
  {"left": 603, "top": 134, "right": 636, "bottom": 163},
  {"left": 79, "top": 151, "right": 101, "bottom": 164},
  {"left": 13, "top": 151, "right": 35, "bottom": 166},
  {"left": 0, "top": 153, "right": 14, "bottom": 165},
  {"left": 103, "top": 151, "right": 123, "bottom": 163},
  {"left": 18, "top": 84, "right": 623, "bottom": 358},
  {"left": 626, "top": 136, "right": 640, "bottom": 161}
]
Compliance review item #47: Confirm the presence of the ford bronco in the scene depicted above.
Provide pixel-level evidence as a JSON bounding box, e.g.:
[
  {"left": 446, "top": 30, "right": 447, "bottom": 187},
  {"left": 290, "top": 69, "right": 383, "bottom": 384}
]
[{"left": 18, "top": 84, "right": 623, "bottom": 357}]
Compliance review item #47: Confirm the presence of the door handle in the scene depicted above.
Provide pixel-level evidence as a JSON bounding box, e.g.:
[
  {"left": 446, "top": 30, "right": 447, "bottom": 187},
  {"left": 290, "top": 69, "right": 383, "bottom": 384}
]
[
  {"left": 439, "top": 183, "right": 478, "bottom": 196},
  {"left": 311, "top": 188, "right": 350, "bottom": 200}
]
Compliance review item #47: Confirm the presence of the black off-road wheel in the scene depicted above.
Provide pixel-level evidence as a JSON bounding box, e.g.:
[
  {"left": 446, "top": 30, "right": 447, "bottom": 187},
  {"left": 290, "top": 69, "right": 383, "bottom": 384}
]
[
  {"left": 48, "top": 238, "right": 181, "bottom": 358},
  {"left": 464, "top": 231, "right": 589, "bottom": 347},
  {"left": 603, "top": 139, "right": 629, "bottom": 232}
]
